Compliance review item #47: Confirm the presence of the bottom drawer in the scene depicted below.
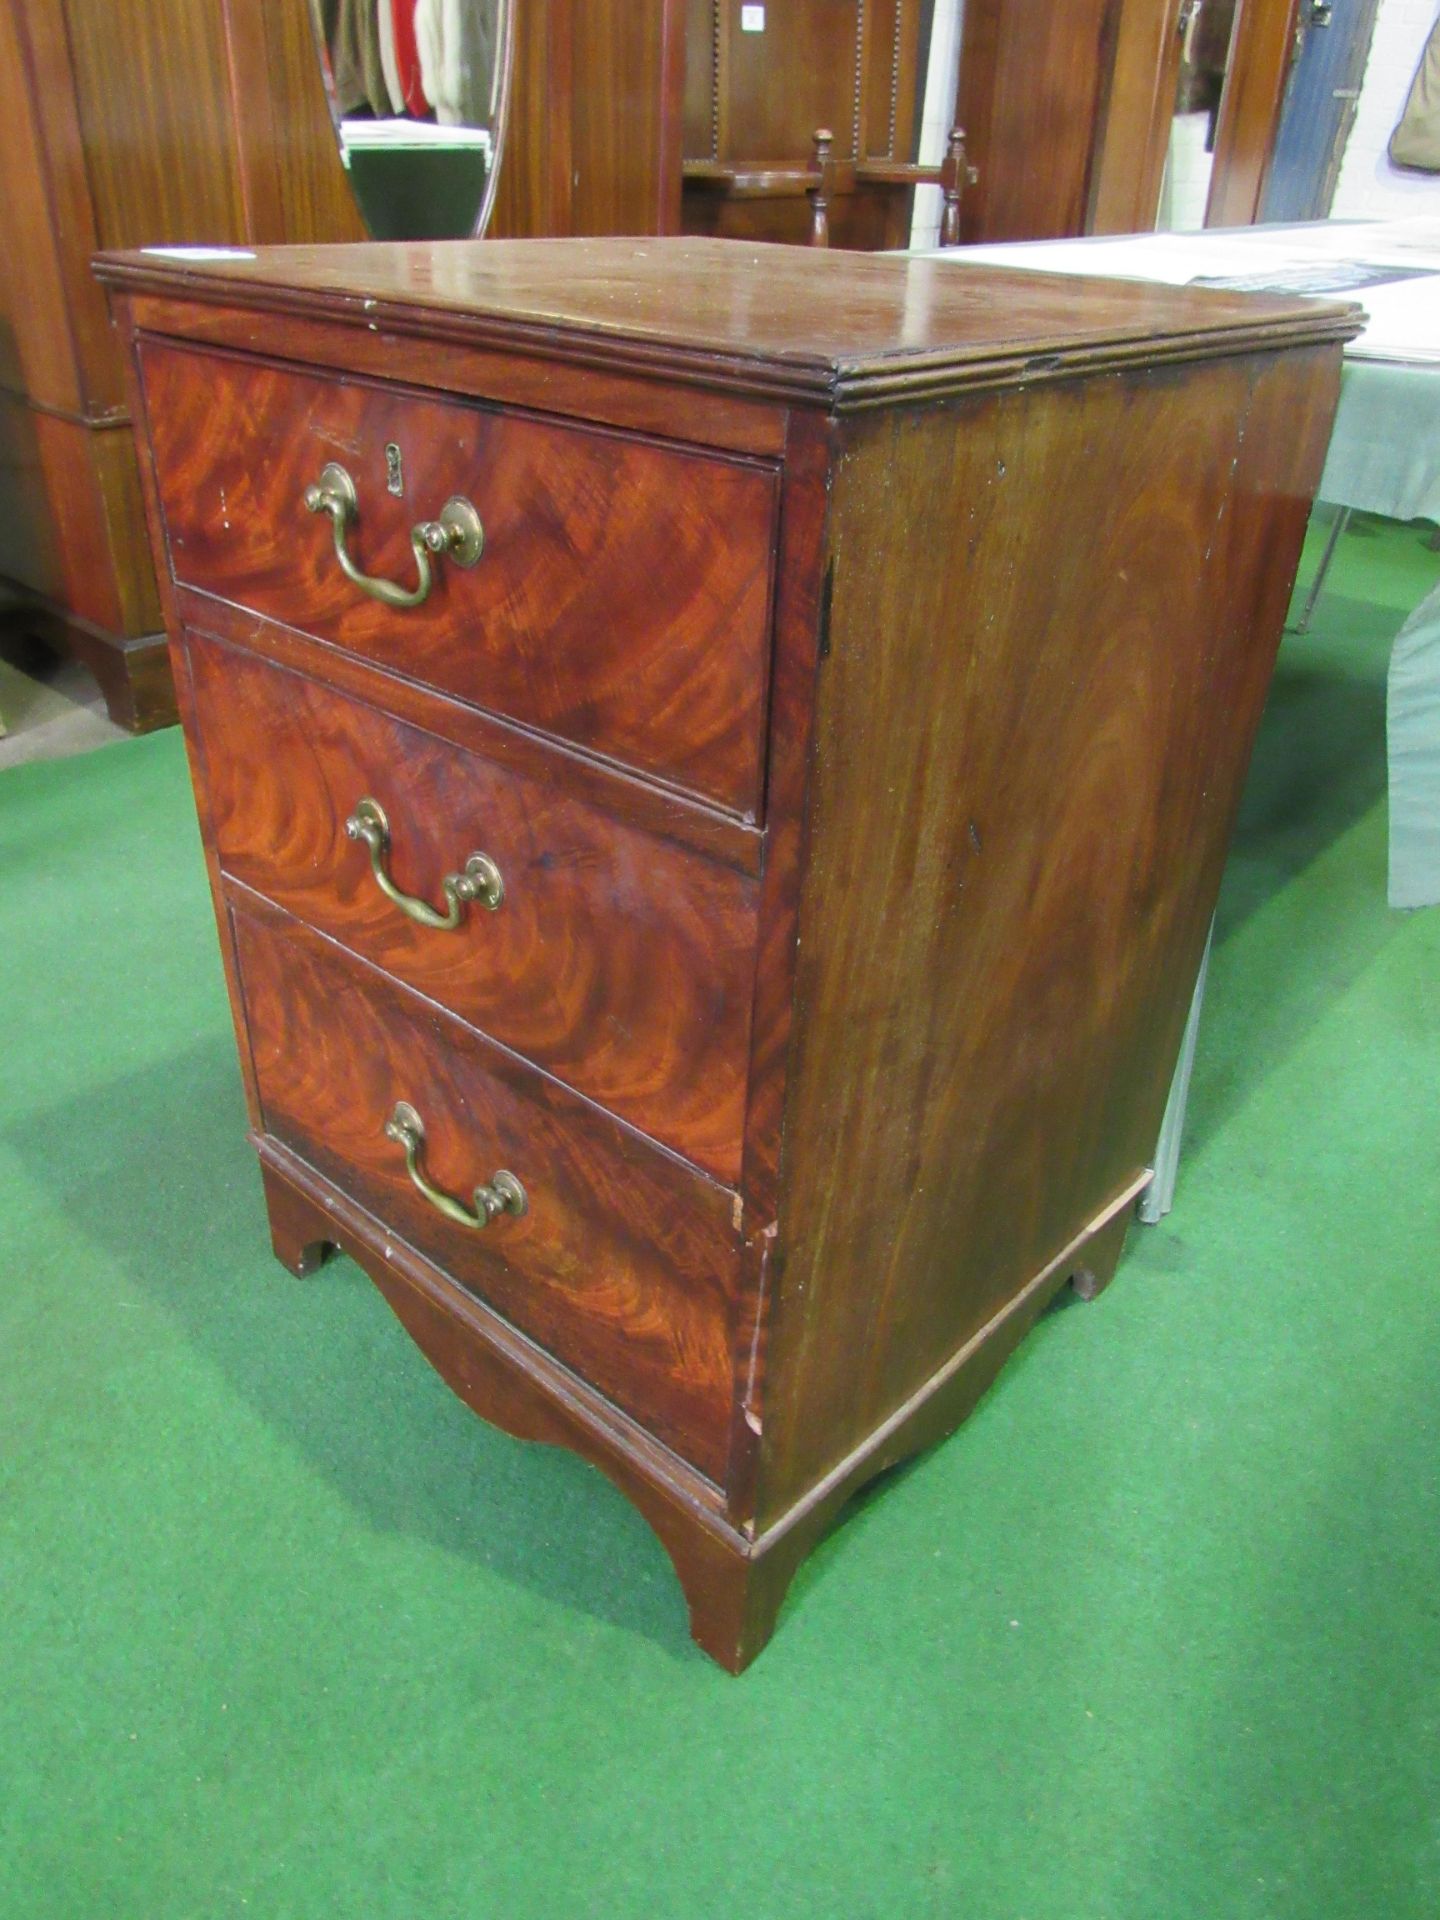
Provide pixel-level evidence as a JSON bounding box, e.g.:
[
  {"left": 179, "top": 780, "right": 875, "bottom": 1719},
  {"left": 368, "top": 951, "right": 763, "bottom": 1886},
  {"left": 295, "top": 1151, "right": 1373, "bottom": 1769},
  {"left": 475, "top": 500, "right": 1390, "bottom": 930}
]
[{"left": 234, "top": 907, "right": 741, "bottom": 1482}]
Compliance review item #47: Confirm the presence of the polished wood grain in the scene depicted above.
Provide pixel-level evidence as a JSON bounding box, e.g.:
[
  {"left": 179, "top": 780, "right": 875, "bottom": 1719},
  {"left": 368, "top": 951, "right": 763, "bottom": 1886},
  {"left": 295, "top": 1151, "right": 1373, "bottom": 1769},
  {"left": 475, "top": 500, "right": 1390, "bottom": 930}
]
[
  {"left": 753, "top": 343, "right": 1344, "bottom": 1522},
  {"left": 18, "top": 416, "right": 167, "bottom": 641},
  {"left": 956, "top": 0, "right": 1304, "bottom": 242},
  {"left": 1205, "top": 0, "right": 1303, "bottom": 226},
  {"left": 258, "top": 1132, "right": 1142, "bottom": 1670},
  {"left": 172, "top": 589, "right": 764, "bottom": 877},
  {"left": 0, "top": 0, "right": 95, "bottom": 416},
  {"left": 220, "top": 0, "right": 369, "bottom": 246},
  {"left": 108, "top": 240, "right": 1357, "bottom": 1671},
  {"left": 96, "top": 291, "right": 271, "bottom": 1140},
  {"left": 162, "top": 644, "right": 266, "bottom": 1136},
  {"left": 489, "top": 0, "right": 685, "bottom": 241},
  {"left": 714, "top": 1178, "right": 1147, "bottom": 1667},
  {"left": 679, "top": 177, "right": 912, "bottom": 254},
  {"left": 129, "top": 293, "right": 789, "bottom": 458},
  {"left": 139, "top": 337, "right": 779, "bottom": 817},
  {"left": 98, "top": 425, "right": 165, "bottom": 636},
  {"left": 255, "top": 1146, "right": 764, "bottom": 1650},
  {"left": 572, "top": 0, "right": 685, "bottom": 236},
  {"left": 100, "top": 240, "right": 1360, "bottom": 414},
  {"left": 6, "top": 411, "right": 123, "bottom": 629},
  {"left": 64, "top": 0, "right": 247, "bottom": 254},
  {"left": 1087, "top": 0, "right": 1186, "bottom": 235},
  {"left": 712, "top": 0, "right": 865, "bottom": 158},
  {"left": 721, "top": 406, "right": 835, "bottom": 1513},
  {"left": 186, "top": 628, "right": 758, "bottom": 1183},
  {"left": 257, "top": 1144, "right": 737, "bottom": 1541},
  {"left": 681, "top": 147, "right": 966, "bottom": 255},
  {"left": 488, "top": 0, "right": 569, "bottom": 239},
  {"left": 956, "top": 0, "right": 1116, "bottom": 241},
  {"left": 0, "top": 0, "right": 159, "bottom": 721},
  {"left": 236, "top": 905, "right": 742, "bottom": 1483},
  {"left": 0, "top": 0, "right": 371, "bottom": 726}
]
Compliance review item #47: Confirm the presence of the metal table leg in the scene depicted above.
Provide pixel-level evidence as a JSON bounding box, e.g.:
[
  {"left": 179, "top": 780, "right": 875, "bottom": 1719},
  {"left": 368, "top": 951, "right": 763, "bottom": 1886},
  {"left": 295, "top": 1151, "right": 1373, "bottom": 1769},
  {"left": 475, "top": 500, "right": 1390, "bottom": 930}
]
[
  {"left": 1294, "top": 503, "right": 1351, "bottom": 635},
  {"left": 1139, "top": 924, "right": 1213, "bottom": 1224}
]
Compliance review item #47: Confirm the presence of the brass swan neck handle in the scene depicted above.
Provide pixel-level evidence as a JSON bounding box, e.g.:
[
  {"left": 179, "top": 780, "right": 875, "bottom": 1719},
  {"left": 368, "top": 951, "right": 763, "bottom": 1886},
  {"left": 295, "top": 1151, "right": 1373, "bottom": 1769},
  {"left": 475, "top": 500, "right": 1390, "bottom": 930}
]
[
  {"left": 384, "top": 1102, "right": 527, "bottom": 1231},
  {"left": 303, "top": 461, "right": 484, "bottom": 609},
  {"left": 345, "top": 796, "right": 504, "bottom": 930}
]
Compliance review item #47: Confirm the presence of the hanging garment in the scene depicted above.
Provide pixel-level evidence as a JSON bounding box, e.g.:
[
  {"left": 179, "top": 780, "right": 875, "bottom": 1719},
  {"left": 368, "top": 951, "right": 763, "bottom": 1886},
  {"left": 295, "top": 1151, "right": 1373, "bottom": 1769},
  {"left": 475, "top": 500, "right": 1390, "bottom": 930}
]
[
  {"left": 391, "top": 0, "right": 431, "bottom": 117},
  {"left": 415, "top": 0, "right": 497, "bottom": 127},
  {"left": 377, "top": 0, "right": 405, "bottom": 114},
  {"left": 467, "top": 0, "right": 500, "bottom": 122},
  {"left": 312, "top": 0, "right": 390, "bottom": 118},
  {"left": 1390, "top": 13, "right": 1440, "bottom": 172}
]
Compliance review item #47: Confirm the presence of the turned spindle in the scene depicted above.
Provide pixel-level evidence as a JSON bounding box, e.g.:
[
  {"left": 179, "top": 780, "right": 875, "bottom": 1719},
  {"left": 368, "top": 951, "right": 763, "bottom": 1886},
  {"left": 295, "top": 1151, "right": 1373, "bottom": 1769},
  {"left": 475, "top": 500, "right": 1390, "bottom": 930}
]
[
  {"left": 939, "top": 126, "right": 976, "bottom": 248},
  {"left": 808, "top": 127, "right": 835, "bottom": 248}
]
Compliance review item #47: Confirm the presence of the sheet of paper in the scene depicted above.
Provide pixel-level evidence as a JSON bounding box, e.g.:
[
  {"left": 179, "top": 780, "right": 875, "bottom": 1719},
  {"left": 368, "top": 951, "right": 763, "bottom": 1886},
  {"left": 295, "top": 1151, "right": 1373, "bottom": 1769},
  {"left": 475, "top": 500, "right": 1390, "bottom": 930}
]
[
  {"left": 921, "top": 223, "right": 1440, "bottom": 366},
  {"left": 1263, "top": 217, "right": 1440, "bottom": 271},
  {"left": 1347, "top": 277, "right": 1440, "bottom": 364}
]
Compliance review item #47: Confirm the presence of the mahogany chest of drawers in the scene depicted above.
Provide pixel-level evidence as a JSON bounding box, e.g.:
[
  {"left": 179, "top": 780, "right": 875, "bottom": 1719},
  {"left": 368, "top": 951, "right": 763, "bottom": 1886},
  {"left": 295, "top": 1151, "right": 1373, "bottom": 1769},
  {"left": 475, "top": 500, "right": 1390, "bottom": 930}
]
[{"left": 98, "top": 239, "right": 1354, "bottom": 1670}]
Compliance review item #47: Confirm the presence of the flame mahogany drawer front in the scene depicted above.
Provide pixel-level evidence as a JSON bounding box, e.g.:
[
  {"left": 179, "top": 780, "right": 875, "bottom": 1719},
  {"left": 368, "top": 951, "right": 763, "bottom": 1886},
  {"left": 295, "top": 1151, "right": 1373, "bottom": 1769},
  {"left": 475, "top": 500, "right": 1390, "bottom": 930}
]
[
  {"left": 138, "top": 337, "right": 780, "bottom": 819},
  {"left": 103, "top": 237, "right": 1355, "bottom": 1672},
  {"left": 185, "top": 629, "right": 757, "bottom": 1185},
  {"left": 234, "top": 908, "right": 741, "bottom": 1482}
]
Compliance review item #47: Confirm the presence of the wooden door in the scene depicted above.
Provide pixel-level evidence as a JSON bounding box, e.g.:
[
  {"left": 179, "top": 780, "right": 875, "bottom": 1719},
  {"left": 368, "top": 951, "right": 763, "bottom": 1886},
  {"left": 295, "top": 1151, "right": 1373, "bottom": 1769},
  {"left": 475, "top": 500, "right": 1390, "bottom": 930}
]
[
  {"left": 956, "top": 0, "right": 1123, "bottom": 241},
  {"left": 1259, "top": 0, "right": 1381, "bottom": 221},
  {"left": 490, "top": 0, "right": 684, "bottom": 238},
  {"left": 1089, "top": 0, "right": 1190, "bottom": 234},
  {"left": 960, "top": 0, "right": 1318, "bottom": 241},
  {"left": 1203, "top": 0, "right": 1303, "bottom": 224}
]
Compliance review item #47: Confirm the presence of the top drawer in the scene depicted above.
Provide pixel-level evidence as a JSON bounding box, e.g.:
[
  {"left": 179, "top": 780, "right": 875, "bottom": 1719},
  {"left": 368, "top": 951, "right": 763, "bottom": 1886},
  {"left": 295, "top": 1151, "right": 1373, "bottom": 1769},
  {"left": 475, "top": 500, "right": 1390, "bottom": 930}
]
[{"left": 136, "top": 339, "right": 780, "bottom": 818}]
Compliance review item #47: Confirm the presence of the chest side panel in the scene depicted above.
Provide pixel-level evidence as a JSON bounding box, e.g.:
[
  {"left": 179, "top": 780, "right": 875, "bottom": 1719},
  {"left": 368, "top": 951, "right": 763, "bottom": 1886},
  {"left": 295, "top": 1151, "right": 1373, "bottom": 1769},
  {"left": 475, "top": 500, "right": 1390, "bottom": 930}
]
[{"left": 757, "top": 344, "right": 1343, "bottom": 1521}]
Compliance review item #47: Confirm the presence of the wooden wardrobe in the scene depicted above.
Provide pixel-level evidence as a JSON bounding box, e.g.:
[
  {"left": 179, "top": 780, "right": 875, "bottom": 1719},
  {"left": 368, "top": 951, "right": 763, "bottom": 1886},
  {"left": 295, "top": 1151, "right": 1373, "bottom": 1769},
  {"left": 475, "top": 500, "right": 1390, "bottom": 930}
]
[
  {"left": 0, "top": 0, "right": 680, "bottom": 731},
  {"left": 0, "top": 0, "right": 1315, "bottom": 736},
  {"left": 956, "top": 0, "right": 1308, "bottom": 243},
  {"left": 0, "top": 0, "right": 365, "bottom": 730}
]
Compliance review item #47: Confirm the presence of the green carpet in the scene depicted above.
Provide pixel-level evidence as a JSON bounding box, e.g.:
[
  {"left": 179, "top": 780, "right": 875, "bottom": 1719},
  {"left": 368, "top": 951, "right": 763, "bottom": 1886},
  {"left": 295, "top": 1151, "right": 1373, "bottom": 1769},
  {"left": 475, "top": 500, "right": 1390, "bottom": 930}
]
[{"left": 1, "top": 518, "right": 1437, "bottom": 1918}]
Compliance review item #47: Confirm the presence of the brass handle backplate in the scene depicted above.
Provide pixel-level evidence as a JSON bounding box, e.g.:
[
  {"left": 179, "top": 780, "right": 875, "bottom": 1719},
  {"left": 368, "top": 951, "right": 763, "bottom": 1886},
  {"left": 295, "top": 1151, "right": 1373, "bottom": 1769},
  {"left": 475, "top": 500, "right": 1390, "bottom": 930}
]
[
  {"left": 384, "top": 1101, "right": 527, "bottom": 1231},
  {"left": 303, "top": 460, "right": 484, "bottom": 609},
  {"left": 345, "top": 796, "right": 503, "bottom": 930}
]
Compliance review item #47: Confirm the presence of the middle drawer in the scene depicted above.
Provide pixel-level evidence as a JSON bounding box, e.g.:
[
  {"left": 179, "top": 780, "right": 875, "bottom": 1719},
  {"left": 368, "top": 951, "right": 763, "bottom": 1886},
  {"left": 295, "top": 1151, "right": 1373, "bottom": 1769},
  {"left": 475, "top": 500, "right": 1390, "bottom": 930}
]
[{"left": 187, "top": 631, "right": 758, "bottom": 1184}]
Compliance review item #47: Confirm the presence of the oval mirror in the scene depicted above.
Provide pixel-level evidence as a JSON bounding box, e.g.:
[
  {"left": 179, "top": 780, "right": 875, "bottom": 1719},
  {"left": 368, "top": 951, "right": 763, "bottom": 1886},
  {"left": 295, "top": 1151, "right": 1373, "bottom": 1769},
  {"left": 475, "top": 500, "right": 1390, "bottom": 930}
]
[{"left": 308, "top": 0, "right": 513, "bottom": 240}]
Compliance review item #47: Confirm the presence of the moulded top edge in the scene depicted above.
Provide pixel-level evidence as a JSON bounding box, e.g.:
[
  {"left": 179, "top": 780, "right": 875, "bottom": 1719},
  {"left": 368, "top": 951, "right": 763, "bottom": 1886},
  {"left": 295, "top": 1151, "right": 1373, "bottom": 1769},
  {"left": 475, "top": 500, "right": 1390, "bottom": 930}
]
[{"left": 94, "top": 237, "right": 1365, "bottom": 411}]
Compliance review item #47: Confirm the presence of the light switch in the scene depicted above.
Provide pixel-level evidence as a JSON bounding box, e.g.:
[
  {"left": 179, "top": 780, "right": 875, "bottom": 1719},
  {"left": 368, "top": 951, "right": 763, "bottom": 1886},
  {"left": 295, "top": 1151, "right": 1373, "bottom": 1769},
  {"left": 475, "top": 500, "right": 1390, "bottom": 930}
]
[{"left": 741, "top": 5, "right": 765, "bottom": 30}]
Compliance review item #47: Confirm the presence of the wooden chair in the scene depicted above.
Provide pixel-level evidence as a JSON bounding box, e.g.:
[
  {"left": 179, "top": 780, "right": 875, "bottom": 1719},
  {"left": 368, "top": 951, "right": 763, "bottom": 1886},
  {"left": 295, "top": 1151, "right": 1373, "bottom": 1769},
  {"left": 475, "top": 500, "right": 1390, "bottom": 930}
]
[
  {"left": 806, "top": 124, "right": 975, "bottom": 249},
  {"left": 685, "top": 123, "right": 974, "bottom": 251},
  {"left": 680, "top": 1, "right": 974, "bottom": 252}
]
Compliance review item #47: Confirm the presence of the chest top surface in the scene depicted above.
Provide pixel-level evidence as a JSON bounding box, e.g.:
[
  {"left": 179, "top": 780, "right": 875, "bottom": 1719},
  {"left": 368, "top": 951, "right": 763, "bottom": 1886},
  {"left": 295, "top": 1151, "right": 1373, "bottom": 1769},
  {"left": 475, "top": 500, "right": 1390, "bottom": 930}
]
[{"left": 95, "top": 237, "right": 1361, "bottom": 409}]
